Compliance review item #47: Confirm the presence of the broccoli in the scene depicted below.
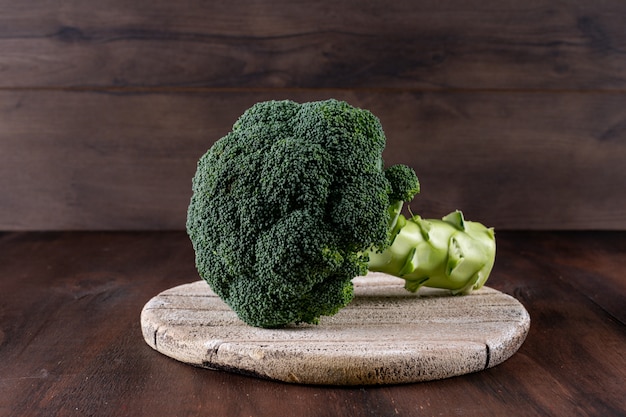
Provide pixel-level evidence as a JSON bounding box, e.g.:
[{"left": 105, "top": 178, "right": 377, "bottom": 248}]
[
  {"left": 187, "top": 99, "right": 495, "bottom": 328},
  {"left": 367, "top": 210, "right": 496, "bottom": 294}
]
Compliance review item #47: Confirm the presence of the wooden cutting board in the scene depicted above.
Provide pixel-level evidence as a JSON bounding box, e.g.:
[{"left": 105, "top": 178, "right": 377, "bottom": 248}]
[{"left": 141, "top": 273, "right": 530, "bottom": 385}]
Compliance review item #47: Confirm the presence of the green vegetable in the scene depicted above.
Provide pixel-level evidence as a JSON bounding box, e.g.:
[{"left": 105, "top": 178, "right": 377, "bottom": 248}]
[
  {"left": 367, "top": 210, "right": 496, "bottom": 294},
  {"left": 187, "top": 99, "right": 495, "bottom": 328}
]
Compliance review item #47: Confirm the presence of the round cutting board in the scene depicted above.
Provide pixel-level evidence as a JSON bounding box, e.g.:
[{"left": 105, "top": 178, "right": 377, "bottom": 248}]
[{"left": 141, "top": 273, "right": 530, "bottom": 385}]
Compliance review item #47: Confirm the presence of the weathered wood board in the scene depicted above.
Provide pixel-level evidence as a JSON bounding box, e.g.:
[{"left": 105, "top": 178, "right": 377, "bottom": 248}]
[{"left": 141, "top": 273, "right": 530, "bottom": 385}]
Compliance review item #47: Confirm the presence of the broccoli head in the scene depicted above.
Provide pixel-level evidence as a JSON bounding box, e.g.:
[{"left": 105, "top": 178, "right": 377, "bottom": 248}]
[{"left": 186, "top": 99, "right": 419, "bottom": 328}]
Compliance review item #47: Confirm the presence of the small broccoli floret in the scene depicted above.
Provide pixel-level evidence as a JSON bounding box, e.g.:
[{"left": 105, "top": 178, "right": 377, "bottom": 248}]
[
  {"left": 385, "top": 164, "right": 420, "bottom": 203},
  {"left": 187, "top": 99, "right": 417, "bottom": 328}
]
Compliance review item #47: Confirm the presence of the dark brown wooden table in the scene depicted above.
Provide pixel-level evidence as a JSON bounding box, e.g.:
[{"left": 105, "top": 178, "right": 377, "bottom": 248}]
[{"left": 1, "top": 231, "right": 624, "bottom": 416}]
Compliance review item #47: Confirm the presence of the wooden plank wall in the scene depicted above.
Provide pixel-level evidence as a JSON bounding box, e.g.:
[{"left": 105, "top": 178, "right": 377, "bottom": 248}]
[{"left": 1, "top": 0, "right": 625, "bottom": 230}]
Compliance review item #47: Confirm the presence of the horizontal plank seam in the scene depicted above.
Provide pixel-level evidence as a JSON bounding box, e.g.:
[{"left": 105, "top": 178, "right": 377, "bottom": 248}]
[
  {"left": 583, "top": 298, "right": 626, "bottom": 327},
  {"left": 546, "top": 263, "right": 626, "bottom": 327},
  {"left": 2, "top": 86, "right": 626, "bottom": 95}
]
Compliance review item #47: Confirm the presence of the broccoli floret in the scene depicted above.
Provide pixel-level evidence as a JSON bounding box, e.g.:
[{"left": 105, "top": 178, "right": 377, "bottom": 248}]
[
  {"left": 385, "top": 164, "right": 420, "bottom": 202},
  {"left": 187, "top": 99, "right": 418, "bottom": 328}
]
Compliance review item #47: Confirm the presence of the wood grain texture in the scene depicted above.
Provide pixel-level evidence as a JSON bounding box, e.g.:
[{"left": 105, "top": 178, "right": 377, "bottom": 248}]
[
  {"left": 1, "top": 0, "right": 625, "bottom": 230},
  {"left": 1, "top": 90, "right": 625, "bottom": 230},
  {"left": 0, "top": 0, "right": 625, "bottom": 90},
  {"left": 140, "top": 275, "right": 530, "bottom": 385},
  {"left": 0, "top": 231, "right": 624, "bottom": 416}
]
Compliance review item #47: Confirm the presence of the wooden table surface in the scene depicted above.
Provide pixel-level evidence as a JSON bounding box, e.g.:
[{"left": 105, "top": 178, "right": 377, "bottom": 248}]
[{"left": 1, "top": 231, "right": 624, "bottom": 417}]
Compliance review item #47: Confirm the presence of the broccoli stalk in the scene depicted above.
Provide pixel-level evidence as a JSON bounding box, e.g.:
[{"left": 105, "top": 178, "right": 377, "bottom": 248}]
[
  {"left": 364, "top": 164, "right": 495, "bottom": 294},
  {"left": 367, "top": 207, "right": 496, "bottom": 294}
]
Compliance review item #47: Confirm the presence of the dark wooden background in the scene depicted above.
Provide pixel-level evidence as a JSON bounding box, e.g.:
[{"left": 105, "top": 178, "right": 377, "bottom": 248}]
[{"left": 1, "top": 0, "right": 625, "bottom": 231}]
